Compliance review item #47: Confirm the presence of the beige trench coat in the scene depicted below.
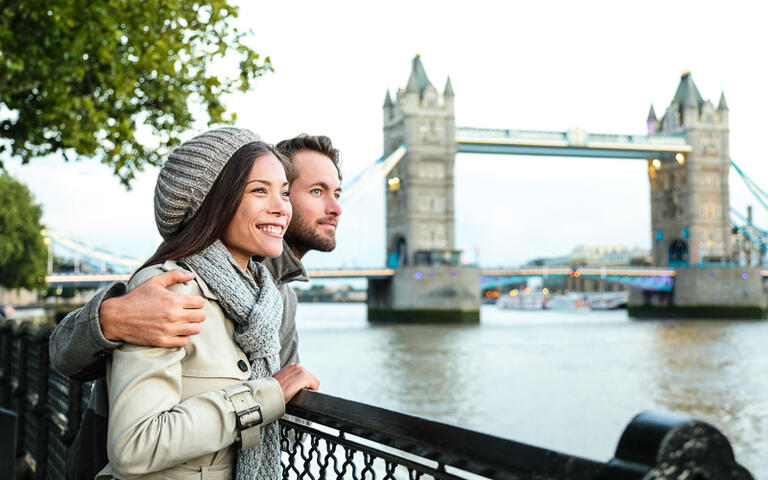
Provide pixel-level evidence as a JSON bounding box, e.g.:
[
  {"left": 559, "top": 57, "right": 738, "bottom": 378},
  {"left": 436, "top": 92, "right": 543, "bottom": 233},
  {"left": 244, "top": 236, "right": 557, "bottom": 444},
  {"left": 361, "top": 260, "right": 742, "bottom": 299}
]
[{"left": 97, "top": 261, "right": 285, "bottom": 480}]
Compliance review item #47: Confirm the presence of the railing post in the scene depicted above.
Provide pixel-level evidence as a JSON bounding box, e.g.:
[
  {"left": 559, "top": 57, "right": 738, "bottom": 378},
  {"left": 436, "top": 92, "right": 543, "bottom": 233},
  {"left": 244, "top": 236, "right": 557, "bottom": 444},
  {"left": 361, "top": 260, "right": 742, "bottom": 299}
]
[
  {"left": 29, "top": 324, "right": 53, "bottom": 479},
  {"left": 0, "top": 321, "right": 13, "bottom": 408},
  {"left": 608, "top": 411, "right": 754, "bottom": 479},
  {"left": 12, "top": 323, "right": 30, "bottom": 468},
  {"left": 48, "top": 359, "right": 82, "bottom": 479},
  {"left": 0, "top": 406, "right": 17, "bottom": 476}
]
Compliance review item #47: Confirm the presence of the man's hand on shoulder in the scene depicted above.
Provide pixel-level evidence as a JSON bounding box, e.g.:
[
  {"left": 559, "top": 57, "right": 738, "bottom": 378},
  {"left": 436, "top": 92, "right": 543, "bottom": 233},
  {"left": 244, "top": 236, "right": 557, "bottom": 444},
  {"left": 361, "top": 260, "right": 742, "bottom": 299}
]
[{"left": 99, "top": 270, "right": 206, "bottom": 348}]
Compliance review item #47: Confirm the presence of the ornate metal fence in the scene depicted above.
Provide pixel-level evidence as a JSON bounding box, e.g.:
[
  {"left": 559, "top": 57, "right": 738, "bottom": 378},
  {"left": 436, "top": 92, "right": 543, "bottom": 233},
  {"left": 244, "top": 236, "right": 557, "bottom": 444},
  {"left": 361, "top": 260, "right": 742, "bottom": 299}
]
[{"left": 0, "top": 319, "right": 755, "bottom": 479}]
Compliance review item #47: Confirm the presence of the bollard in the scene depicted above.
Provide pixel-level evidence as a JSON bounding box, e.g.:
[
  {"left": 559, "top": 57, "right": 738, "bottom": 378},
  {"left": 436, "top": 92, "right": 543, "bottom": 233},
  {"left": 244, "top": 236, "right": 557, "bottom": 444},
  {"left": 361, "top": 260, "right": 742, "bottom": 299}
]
[{"left": 609, "top": 411, "right": 754, "bottom": 479}]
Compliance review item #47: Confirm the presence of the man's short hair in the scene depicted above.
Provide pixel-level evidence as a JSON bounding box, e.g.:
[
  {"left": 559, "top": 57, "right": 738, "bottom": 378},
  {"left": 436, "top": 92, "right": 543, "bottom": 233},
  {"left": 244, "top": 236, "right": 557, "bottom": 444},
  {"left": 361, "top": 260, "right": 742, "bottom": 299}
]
[{"left": 276, "top": 134, "right": 342, "bottom": 181}]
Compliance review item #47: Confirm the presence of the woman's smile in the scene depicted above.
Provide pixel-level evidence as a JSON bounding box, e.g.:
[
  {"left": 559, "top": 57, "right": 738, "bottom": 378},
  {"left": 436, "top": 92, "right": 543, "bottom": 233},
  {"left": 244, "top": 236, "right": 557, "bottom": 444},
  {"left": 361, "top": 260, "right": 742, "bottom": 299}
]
[{"left": 257, "top": 223, "right": 285, "bottom": 238}]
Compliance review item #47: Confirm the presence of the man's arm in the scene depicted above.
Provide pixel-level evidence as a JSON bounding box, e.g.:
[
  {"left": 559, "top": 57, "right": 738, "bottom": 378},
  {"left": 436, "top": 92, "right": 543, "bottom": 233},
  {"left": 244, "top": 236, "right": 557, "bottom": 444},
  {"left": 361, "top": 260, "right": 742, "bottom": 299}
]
[
  {"left": 278, "top": 284, "right": 300, "bottom": 366},
  {"left": 49, "top": 269, "right": 206, "bottom": 381},
  {"left": 49, "top": 282, "right": 126, "bottom": 380}
]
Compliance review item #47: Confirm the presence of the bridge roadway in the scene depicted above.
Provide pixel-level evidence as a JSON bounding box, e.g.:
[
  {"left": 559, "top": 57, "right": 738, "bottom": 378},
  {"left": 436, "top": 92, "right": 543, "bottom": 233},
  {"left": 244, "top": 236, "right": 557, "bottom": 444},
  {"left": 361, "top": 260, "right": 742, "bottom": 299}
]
[{"left": 46, "top": 266, "right": 695, "bottom": 285}]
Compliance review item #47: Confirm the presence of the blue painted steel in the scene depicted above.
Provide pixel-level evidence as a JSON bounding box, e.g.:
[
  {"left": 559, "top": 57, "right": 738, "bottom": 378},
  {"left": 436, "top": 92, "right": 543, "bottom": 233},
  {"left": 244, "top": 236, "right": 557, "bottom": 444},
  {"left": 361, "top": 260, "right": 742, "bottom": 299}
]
[{"left": 480, "top": 274, "right": 674, "bottom": 292}]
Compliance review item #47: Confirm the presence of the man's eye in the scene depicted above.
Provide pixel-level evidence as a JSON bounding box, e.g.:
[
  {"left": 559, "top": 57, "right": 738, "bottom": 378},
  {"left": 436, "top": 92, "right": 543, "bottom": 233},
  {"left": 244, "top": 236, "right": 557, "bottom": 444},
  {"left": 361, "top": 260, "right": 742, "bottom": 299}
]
[
  {"left": 311, "top": 188, "right": 322, "bottom": 195},
  {"left": 334, "top": 193, "right": 341, "bottom": 200}
]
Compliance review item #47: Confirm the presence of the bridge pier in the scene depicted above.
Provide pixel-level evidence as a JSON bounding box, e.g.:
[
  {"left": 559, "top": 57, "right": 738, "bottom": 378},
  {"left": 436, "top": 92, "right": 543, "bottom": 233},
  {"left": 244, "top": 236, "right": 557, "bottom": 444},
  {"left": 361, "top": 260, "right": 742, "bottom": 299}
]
[
  {"left": 368, "top": 266, "right": 480, "bottom": 323},
  {"left": 628, "top": 266, "right": 767, "bottom": 319}
]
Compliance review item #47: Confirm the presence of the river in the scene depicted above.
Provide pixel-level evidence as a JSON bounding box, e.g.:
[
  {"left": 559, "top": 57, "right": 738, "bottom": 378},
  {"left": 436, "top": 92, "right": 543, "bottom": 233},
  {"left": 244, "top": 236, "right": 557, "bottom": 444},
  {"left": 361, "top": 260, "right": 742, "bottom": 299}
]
[{"left": 294, "top": 303, "right": 767, "bottom": 478}]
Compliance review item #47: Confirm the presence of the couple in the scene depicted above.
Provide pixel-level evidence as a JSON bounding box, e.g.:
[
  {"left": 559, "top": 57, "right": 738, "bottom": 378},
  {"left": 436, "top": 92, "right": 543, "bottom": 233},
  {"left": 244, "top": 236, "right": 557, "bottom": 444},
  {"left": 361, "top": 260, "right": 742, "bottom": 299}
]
[{"left": 50, "top": 128, "right": 343, "bottom": 479}]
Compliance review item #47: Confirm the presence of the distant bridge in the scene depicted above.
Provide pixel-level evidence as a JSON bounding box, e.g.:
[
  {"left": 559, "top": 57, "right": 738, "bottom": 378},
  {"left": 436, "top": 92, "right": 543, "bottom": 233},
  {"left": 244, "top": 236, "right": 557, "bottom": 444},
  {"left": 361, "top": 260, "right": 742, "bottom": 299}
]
[
  {"left": 455, "top": 127, "right": 692, "bottom": 159},
  {"left": 45, "top": 266, "right": 698, "bottom": 293}
]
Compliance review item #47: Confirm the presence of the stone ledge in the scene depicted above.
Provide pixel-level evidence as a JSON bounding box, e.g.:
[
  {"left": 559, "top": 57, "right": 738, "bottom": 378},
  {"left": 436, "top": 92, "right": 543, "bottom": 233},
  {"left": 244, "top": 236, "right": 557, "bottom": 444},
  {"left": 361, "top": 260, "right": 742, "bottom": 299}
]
[
  {"left": 628, "top": 304, "right": 767, "bottom": 320},
  {"left": 367, "top": 308, "right": 479, "bottom": 324}
]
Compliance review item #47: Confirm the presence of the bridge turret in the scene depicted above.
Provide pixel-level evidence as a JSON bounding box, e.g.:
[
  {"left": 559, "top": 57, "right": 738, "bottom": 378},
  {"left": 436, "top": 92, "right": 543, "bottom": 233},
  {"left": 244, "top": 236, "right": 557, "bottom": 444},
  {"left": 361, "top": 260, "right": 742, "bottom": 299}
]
[
  {"left": 647, "top": 104, "right": 658, "bottom": 134},
  {"left": 443, "top": 76, "right": 455, "bottom": 111},
  {"left": 650, "top": 71, "right": 731, "bottom": 266},
  {"left": 383, "top": 89, "right": 394, "bottom": 125},
  {"left": 717, "top": 91, "right": 729, "bottom": 126}
]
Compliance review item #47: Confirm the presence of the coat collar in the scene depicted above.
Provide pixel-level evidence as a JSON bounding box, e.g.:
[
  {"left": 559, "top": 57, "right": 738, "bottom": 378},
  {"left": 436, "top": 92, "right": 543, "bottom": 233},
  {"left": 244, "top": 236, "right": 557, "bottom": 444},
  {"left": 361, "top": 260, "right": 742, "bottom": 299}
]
[{"left": 262, "top": 241, "right": 309, "bottom": 288}]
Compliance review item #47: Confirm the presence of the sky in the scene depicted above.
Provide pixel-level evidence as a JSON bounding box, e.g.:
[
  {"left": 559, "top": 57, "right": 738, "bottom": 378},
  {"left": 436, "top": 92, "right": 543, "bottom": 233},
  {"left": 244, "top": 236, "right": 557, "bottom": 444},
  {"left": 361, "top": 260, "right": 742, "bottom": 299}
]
[{"left": 6, "top": 0, "right": 768, "bottom": 270}]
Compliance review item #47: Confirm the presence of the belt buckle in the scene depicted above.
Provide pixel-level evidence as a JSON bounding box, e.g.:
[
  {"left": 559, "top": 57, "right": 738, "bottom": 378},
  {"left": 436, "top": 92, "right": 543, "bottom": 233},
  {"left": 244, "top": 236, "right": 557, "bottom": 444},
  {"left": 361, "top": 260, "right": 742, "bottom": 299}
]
[{"left": 236, "top": 404, "right": 264, "bottom": 430}]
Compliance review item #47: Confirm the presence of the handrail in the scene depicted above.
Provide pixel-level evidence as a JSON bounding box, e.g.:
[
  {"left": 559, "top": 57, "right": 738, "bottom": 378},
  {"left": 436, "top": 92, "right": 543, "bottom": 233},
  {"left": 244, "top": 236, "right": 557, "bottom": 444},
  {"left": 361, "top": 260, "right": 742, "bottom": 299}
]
[{"left": 0, "top": 319, "right": 756, "bottom": 479}]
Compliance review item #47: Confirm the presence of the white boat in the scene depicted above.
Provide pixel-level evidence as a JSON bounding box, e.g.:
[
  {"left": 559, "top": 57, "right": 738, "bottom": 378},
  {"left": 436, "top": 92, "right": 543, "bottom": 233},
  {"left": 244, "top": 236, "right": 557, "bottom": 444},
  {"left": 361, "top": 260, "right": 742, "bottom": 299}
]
[
  {"left": 544, "top": 293, "right": 589, "bottom": 310},
  {"left": 588, "top": 292, "right": 629, "bottom": 310},
  {"left": 497, "top": 292, "right": 548, "bottom": 310}
]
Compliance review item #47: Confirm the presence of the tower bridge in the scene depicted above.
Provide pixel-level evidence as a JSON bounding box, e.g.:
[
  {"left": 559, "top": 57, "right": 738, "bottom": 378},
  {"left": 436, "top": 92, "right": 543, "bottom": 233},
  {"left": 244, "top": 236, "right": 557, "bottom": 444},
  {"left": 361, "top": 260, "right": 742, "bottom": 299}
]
[{"left": 369, "top": 55, "right": 765, "bottom": 320}]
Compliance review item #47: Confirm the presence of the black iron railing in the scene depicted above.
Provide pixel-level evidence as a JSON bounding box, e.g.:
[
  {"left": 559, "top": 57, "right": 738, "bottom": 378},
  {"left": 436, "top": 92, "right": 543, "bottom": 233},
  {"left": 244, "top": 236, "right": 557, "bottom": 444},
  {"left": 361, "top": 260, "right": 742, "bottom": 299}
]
[{"left": 0, "top": 319, "right": 755, "bottom": 479}]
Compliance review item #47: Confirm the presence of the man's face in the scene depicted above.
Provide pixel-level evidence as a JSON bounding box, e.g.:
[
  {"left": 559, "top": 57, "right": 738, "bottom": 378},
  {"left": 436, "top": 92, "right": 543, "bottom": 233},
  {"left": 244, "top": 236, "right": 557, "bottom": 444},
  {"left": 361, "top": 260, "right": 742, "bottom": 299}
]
[{"left": 284, "top": 149, "right": 342, "bottom": 255}]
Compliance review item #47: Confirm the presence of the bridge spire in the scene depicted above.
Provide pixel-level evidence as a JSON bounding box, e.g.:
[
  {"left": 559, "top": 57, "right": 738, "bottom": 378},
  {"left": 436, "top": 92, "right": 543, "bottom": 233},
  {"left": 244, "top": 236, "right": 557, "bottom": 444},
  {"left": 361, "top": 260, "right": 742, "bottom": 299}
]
[
  {"left": 443, "top": 76, "right": 455, "bottom": 97},
  {"left": 405, "top": 54, "right": 434, "bottom": 97},
  {"left": 672, "top": 71, "right": 704, "bottom": 108},
  {"left": 646, "top": 104, "right": 658, "bottom": 134},
  {"left": 717, "top": 90, "right": 729, "bottom": 111},
  {"left": 383, "top": 89, "right": 393, "bottom": 107}
]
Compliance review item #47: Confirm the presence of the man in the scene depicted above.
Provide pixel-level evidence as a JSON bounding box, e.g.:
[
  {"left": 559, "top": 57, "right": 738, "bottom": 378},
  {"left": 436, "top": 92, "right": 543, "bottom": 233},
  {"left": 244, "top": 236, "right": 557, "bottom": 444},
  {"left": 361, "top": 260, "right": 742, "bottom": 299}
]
[{"left": 49, "top": 133, "right": 343, "bottom": 478}]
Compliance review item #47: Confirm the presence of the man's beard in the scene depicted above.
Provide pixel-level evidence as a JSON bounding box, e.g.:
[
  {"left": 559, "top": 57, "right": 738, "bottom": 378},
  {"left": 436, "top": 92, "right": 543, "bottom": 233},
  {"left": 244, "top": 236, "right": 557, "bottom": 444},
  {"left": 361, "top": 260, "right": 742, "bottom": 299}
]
[{"left": 284, "top": 211, "right": 337, "bottom": 254}]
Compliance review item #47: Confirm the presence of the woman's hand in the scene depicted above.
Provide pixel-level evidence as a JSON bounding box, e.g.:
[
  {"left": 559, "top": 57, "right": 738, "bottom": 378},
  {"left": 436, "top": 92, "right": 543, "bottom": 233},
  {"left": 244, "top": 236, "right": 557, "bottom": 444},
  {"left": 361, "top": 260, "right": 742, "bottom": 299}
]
[{"left": 272, "top": 363, "right": 320, "bottom": 403}]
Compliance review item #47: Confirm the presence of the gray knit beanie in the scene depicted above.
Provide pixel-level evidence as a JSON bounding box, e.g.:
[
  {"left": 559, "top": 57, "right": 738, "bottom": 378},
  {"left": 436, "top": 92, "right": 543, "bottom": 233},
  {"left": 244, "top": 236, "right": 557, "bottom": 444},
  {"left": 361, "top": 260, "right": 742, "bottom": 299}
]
[{"left": 154, "top": 127, "right": 261, "bottom": 239}]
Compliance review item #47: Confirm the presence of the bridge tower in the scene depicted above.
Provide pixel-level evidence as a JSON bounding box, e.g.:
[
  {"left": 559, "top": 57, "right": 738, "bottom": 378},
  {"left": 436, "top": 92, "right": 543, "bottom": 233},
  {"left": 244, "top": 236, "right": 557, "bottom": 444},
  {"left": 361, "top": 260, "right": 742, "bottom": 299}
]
[
  {"left": 382, "top": 54, "right": 457, "bottom": 266},
  {"left": 648, "top": 73, "right": 731, "bottom": 266},
  {"left": 368, "top": 55, "right": 480, "bottom": 323}
]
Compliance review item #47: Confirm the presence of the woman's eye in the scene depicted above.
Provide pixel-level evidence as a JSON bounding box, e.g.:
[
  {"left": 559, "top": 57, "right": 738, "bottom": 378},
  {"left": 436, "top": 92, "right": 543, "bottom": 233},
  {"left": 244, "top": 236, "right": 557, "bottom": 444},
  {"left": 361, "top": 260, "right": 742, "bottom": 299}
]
[
  {"left": 252, "top": 187, "right": 267, "bottom": 194},
  {"left": 282, "top": 190, "right": 290, "bottom": 198}
]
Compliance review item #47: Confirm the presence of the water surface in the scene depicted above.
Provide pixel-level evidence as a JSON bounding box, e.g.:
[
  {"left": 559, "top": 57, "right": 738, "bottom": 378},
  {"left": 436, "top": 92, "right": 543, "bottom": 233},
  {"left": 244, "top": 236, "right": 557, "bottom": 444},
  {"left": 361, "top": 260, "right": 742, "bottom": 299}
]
[{"left": 295, "top": 304, "right": 767, "bottom": 477}]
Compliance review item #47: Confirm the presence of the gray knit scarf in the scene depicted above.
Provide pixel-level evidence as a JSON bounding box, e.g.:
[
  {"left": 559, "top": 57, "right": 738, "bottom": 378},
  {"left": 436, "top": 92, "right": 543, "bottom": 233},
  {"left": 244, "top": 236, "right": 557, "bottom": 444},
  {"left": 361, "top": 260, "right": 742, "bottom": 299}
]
[{"left": 184, "top": 240, "right": 283, "bottom": 480}]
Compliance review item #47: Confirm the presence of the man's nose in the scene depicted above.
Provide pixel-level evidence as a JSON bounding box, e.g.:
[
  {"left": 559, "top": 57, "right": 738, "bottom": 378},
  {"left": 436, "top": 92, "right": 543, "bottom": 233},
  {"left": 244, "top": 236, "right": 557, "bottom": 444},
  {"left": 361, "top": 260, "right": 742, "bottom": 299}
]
[{"left": 327, "top": 196, "right": 342, "bottom": 217}]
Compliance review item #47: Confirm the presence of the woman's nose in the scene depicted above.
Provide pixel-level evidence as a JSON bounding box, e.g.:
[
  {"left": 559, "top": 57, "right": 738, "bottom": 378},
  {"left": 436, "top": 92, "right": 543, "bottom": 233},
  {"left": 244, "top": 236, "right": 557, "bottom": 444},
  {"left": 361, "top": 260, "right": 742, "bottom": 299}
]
[{"left": 270, "top": 195, "right": 288, "bottom": 215}]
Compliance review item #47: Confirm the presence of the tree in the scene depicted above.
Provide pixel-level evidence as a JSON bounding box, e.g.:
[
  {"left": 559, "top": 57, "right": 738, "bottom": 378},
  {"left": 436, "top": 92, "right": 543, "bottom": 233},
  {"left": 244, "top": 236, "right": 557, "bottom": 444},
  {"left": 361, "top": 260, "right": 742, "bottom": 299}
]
[
  {"left": 0, "top": 173, "right": 47, "bottom": 290},
  {"left": 0, "top": 0, "right": 272, "bottom": 186}
]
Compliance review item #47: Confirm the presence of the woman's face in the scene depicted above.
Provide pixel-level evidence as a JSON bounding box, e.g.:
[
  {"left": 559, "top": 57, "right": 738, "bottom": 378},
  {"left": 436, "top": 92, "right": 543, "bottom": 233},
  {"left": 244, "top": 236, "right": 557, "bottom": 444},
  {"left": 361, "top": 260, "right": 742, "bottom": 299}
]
[{"left": 221, "top": 152, "right": 291, "bottom": 269}]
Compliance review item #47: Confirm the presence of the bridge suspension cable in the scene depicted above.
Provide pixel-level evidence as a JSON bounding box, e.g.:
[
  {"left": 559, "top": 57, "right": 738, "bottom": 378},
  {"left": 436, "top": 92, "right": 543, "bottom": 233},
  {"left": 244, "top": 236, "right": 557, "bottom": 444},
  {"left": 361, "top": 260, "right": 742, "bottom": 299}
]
[
  {"left": 340, "top": 144, "right": 406, "bottom": 207},
  {"left": 43, "top": 229, "right": 144, "bottom": 272},
  {"left": 730, "top": 159, "right": 768, "bottom": 214}
]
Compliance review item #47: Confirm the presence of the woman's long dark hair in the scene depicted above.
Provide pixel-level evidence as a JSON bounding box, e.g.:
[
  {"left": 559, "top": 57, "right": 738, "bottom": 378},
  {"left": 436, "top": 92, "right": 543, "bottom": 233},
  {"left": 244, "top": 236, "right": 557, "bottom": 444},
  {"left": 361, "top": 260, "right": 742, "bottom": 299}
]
[{"left": 138, "top": 142, "right": 294, "bottom": 272}]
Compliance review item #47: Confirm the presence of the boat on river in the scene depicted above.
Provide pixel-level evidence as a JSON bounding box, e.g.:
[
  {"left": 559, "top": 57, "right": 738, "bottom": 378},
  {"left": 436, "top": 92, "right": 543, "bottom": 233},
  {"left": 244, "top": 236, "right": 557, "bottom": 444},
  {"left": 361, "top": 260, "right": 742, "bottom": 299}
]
[
  {"left": 497, "top": 292, "right": 548, "bottom": 310},
  {"left": 544, "top": 293, "right": 589, "bottom": 310},
  {"left": 588, "top": 292, "right": 629, "bottom": 310}
]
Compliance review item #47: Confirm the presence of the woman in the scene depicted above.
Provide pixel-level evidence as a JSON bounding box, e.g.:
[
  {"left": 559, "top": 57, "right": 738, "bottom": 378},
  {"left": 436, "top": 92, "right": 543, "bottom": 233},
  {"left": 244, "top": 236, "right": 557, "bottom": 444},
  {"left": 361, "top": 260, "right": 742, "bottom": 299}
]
[{"left": 97, "top": 127, "right": 318, "bottom": 480}]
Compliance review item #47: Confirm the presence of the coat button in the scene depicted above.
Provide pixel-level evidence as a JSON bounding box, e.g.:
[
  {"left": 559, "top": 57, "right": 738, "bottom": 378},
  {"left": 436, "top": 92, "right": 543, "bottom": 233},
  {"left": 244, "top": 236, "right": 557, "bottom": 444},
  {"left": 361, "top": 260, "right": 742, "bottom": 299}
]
[{"left": 237, "top": 360, "right": 248, "bottom": 372}]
